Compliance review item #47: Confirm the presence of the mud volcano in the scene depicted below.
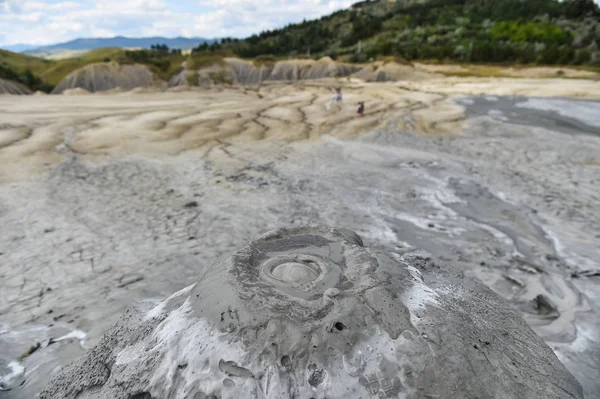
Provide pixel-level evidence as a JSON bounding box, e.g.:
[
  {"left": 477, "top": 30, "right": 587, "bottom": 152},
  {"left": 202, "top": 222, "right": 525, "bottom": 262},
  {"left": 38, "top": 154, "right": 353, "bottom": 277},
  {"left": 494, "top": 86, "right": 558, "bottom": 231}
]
[{"left": 40, "top": 227, "right": 582, "bottom": 399}]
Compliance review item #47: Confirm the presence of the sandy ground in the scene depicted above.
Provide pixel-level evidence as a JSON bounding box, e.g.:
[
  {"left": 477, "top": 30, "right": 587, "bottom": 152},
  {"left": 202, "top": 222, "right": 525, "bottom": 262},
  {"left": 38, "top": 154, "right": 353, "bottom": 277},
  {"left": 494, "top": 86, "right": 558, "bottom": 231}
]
[{"left": 0, "top": 78, "right": 599, "bottom": 397}]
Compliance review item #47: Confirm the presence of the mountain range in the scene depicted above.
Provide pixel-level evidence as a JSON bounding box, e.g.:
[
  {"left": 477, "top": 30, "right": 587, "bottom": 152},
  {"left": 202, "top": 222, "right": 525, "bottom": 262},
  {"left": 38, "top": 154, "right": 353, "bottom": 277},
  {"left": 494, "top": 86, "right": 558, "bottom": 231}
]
[
  {"left": 4, "top": 36, "right": 214, "bottom": 57},
  {"left": 3, "top": 44, "right": 39, "bottom": 53}
]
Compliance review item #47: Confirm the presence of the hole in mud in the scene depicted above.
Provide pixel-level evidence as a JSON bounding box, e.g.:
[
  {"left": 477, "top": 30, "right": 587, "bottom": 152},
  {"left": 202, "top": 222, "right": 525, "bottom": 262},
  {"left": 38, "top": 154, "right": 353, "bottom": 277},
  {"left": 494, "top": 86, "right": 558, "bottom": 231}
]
[
  {"left": 270, "top": 261, "right": 320, "bottom": 284},
  {"left": 129, "top": 393, "right": 153, "bottom": 399},
  {"left": 531, "top": 294, "right": 559, "bottom": 317},
  {"left": 183, "top": 201, "right": 198, "bottom": 208},
  {"left": 308, "top": 369, "right": 325, "bottom": 387},
  {"left": 223, "top": 378, "right": 235, "bottom": 388},
  {"left": 281, "top": 355, "right": 292, "bottom": 370},
  {"left": 218, "top": 359, "right": 253, "bottom": 378},
  {"left": 334, "top": 322, "right": 346, "bottom": 331},
  {"left": 193, "top": 394, "right": 218, "bottom": 399}
]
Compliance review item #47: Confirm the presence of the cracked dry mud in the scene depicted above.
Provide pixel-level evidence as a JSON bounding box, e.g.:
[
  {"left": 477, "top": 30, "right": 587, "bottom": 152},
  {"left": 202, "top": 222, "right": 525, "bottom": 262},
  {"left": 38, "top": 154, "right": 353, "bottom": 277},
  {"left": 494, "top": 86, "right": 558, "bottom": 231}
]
[{"left": 1, "top": 79, "right": 600, "bottom": 398}]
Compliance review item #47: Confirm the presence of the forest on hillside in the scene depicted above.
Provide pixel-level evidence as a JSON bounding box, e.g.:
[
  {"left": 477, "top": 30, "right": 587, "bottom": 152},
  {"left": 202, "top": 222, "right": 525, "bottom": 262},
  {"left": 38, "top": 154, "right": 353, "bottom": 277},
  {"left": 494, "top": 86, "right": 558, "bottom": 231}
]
[{"left": 196, "top": 0, "right": 600, "bottom": 65}]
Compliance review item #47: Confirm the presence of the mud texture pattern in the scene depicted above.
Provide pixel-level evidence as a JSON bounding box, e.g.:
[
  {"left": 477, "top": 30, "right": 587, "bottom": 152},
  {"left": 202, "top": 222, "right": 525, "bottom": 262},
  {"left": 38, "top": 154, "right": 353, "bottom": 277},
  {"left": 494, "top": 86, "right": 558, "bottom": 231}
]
[
  {"left": 38, "top": 227, "right": 582, "bottom": 399},
  {"left": 1, "top": 84, "right": 599, "bottom": 398}
]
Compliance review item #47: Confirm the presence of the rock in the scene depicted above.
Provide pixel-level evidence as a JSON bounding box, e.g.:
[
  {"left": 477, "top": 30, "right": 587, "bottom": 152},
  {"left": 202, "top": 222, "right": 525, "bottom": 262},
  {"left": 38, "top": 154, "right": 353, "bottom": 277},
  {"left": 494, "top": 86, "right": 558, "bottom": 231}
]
[
  {"left": 18, "top": 343, "right": 41, "bottom": 360},
  {"left": 39, "top": 226, "right": 583, "bottom": 399}
]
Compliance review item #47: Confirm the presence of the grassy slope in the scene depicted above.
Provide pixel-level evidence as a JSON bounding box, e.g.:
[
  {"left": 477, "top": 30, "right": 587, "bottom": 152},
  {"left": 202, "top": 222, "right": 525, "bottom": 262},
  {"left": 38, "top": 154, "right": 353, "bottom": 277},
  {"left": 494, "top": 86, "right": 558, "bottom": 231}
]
[
  {"left": 0, "top": 48, "right": 130, "bottom": 88},
  {"left": 0, "top": 46, "right": 215, "bottom": 90},
  {"left": 0, "top": 49, "right": 54, "bottom": 75}
]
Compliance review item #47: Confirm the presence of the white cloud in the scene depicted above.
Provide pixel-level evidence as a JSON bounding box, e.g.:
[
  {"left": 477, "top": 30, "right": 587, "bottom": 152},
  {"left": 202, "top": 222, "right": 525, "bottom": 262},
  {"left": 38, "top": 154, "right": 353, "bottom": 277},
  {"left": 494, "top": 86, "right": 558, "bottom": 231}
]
[
  {"left": 8, "top": 0, "right": 597, "bottom": 47},
  {"left": 192, "top": 0, "right": 354, "bottom": 37},
  {"left": 0, "top": 0, "right": 354, "bottom": 46},
  {"left": 20, "top": 1, "right": 80, "bottom": 11}
]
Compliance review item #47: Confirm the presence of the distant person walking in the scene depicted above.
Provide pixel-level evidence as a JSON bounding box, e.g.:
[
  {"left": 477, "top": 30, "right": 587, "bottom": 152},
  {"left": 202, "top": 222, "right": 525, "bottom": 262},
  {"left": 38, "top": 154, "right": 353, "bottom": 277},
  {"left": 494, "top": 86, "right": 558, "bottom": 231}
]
[
  {"left": 357, "top": 101, "right": 365, "bottom": 117},
  {"left": 335, "top": 88, "right": 342, "bottom": 102},
  {"left": 326, "top": 88, "right": 343, "bottom": 110}
]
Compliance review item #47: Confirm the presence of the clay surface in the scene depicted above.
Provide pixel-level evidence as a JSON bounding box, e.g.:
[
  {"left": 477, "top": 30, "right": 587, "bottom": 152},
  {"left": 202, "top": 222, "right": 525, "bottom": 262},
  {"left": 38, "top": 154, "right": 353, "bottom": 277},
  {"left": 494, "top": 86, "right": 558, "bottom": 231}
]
[
  {"left": 0, "top": 82, "right": 599, "bottom": 398},
  {"left": 38, "top": 227, "right": 583, "bottom": 399}
]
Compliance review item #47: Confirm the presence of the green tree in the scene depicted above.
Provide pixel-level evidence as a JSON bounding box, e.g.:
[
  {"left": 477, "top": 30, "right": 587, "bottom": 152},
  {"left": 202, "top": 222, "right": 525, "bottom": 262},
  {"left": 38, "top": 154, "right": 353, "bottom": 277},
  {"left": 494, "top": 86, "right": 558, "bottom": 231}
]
[{"left": 563, "top": 0, "right": 600, "bottom": 19}]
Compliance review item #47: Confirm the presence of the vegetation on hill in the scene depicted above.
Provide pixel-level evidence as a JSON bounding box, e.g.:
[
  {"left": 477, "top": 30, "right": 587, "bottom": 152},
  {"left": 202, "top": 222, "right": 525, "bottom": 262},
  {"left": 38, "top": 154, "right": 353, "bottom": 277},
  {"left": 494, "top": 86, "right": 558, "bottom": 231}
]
[
  {"left": 0, "top": 50, "right": 54, "bottom": 92},
  {"left": 0, "top": 49, "right": 53, "bottom": 75},
  {"left": 195, "top": 0, "right": 600, "bottom": 66},
  {"left": 0, "top": 47, "right": 186, "bottom": 92},
  {"left": 122, "top": 47, "right": 186, "bottom": 80},
  {"left": 0, "top": 48, "right": 130, "bottom": 91}
]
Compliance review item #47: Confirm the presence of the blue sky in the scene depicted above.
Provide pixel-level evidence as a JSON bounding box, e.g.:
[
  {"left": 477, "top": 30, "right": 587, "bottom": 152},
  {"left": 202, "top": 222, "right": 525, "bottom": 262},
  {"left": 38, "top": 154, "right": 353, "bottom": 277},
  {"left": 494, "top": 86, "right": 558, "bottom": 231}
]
[{"left": 0, "top": 0, "right": 354, "bottom": 46}]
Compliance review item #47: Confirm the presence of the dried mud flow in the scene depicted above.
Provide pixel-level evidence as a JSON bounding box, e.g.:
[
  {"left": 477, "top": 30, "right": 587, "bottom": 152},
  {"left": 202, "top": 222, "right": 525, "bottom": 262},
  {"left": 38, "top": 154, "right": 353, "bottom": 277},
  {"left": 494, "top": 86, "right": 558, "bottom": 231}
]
[{"left": 0, "top": 79, "right": 599, "bottom": 398}]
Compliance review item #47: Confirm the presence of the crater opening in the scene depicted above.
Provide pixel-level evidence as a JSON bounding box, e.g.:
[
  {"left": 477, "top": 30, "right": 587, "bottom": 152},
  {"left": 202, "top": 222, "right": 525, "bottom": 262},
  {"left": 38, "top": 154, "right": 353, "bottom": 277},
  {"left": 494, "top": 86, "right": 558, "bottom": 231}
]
[{"left": 270, "top": 261, "right": 320, "bottom": 284}]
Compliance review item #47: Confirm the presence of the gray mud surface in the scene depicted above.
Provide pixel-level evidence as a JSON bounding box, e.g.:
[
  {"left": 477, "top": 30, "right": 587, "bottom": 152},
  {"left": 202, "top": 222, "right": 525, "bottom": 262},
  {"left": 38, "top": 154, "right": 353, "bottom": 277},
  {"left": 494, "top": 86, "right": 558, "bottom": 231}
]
[
  {"left": 1, "top": 95, "right": 599, "bottom": 398},
  {"left": 459, "top": 96, "right": 600, "bottom": 136},
  {"left": 38, "top": 227, "right": 583, "bottom": 399}
]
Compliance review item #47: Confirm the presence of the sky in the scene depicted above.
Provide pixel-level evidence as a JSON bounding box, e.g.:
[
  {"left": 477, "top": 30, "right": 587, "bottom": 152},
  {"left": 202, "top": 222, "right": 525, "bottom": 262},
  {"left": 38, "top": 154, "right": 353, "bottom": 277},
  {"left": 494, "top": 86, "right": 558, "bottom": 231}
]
[{"left": 0, "top": 0, "right": 355, "bottom": 46}]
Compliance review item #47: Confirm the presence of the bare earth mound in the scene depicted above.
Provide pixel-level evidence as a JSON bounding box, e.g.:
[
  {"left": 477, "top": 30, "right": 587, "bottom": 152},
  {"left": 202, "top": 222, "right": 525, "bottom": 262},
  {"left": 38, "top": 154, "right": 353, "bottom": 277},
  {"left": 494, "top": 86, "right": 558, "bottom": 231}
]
[
  {"left": 39, "top": 227, "right": 583, "bottom": 399},
  {"left": 225, "top": 57, "right": 363, "bottom": 85},
  {"left": 354, "top": 62, "right": 441, "bottom": 82},
  {"left": 0, "top": 78, "right": 31, "bottom": 95},
  {"left": 48, "top": 58, "right": 463, "bottom": 93},
  {"left": 211, "top": 58, "right": 437, "bottom": 85},
  {"left": 52, "top": 62, "right": 155, "bottom": 94}
]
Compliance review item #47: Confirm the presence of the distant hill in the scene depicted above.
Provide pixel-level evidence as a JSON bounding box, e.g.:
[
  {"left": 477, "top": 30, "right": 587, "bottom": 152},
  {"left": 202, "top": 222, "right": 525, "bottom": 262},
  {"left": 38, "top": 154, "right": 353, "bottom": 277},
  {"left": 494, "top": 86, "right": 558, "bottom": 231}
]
[
  {"left": 0, "top": 48, "right": 129, "bottom": 90},
  {"left": 22, "top": 36, "right": 214, "bottom": 57},
  {"left": 3, "top": 44, "right": 38, "bottom": 53}
]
